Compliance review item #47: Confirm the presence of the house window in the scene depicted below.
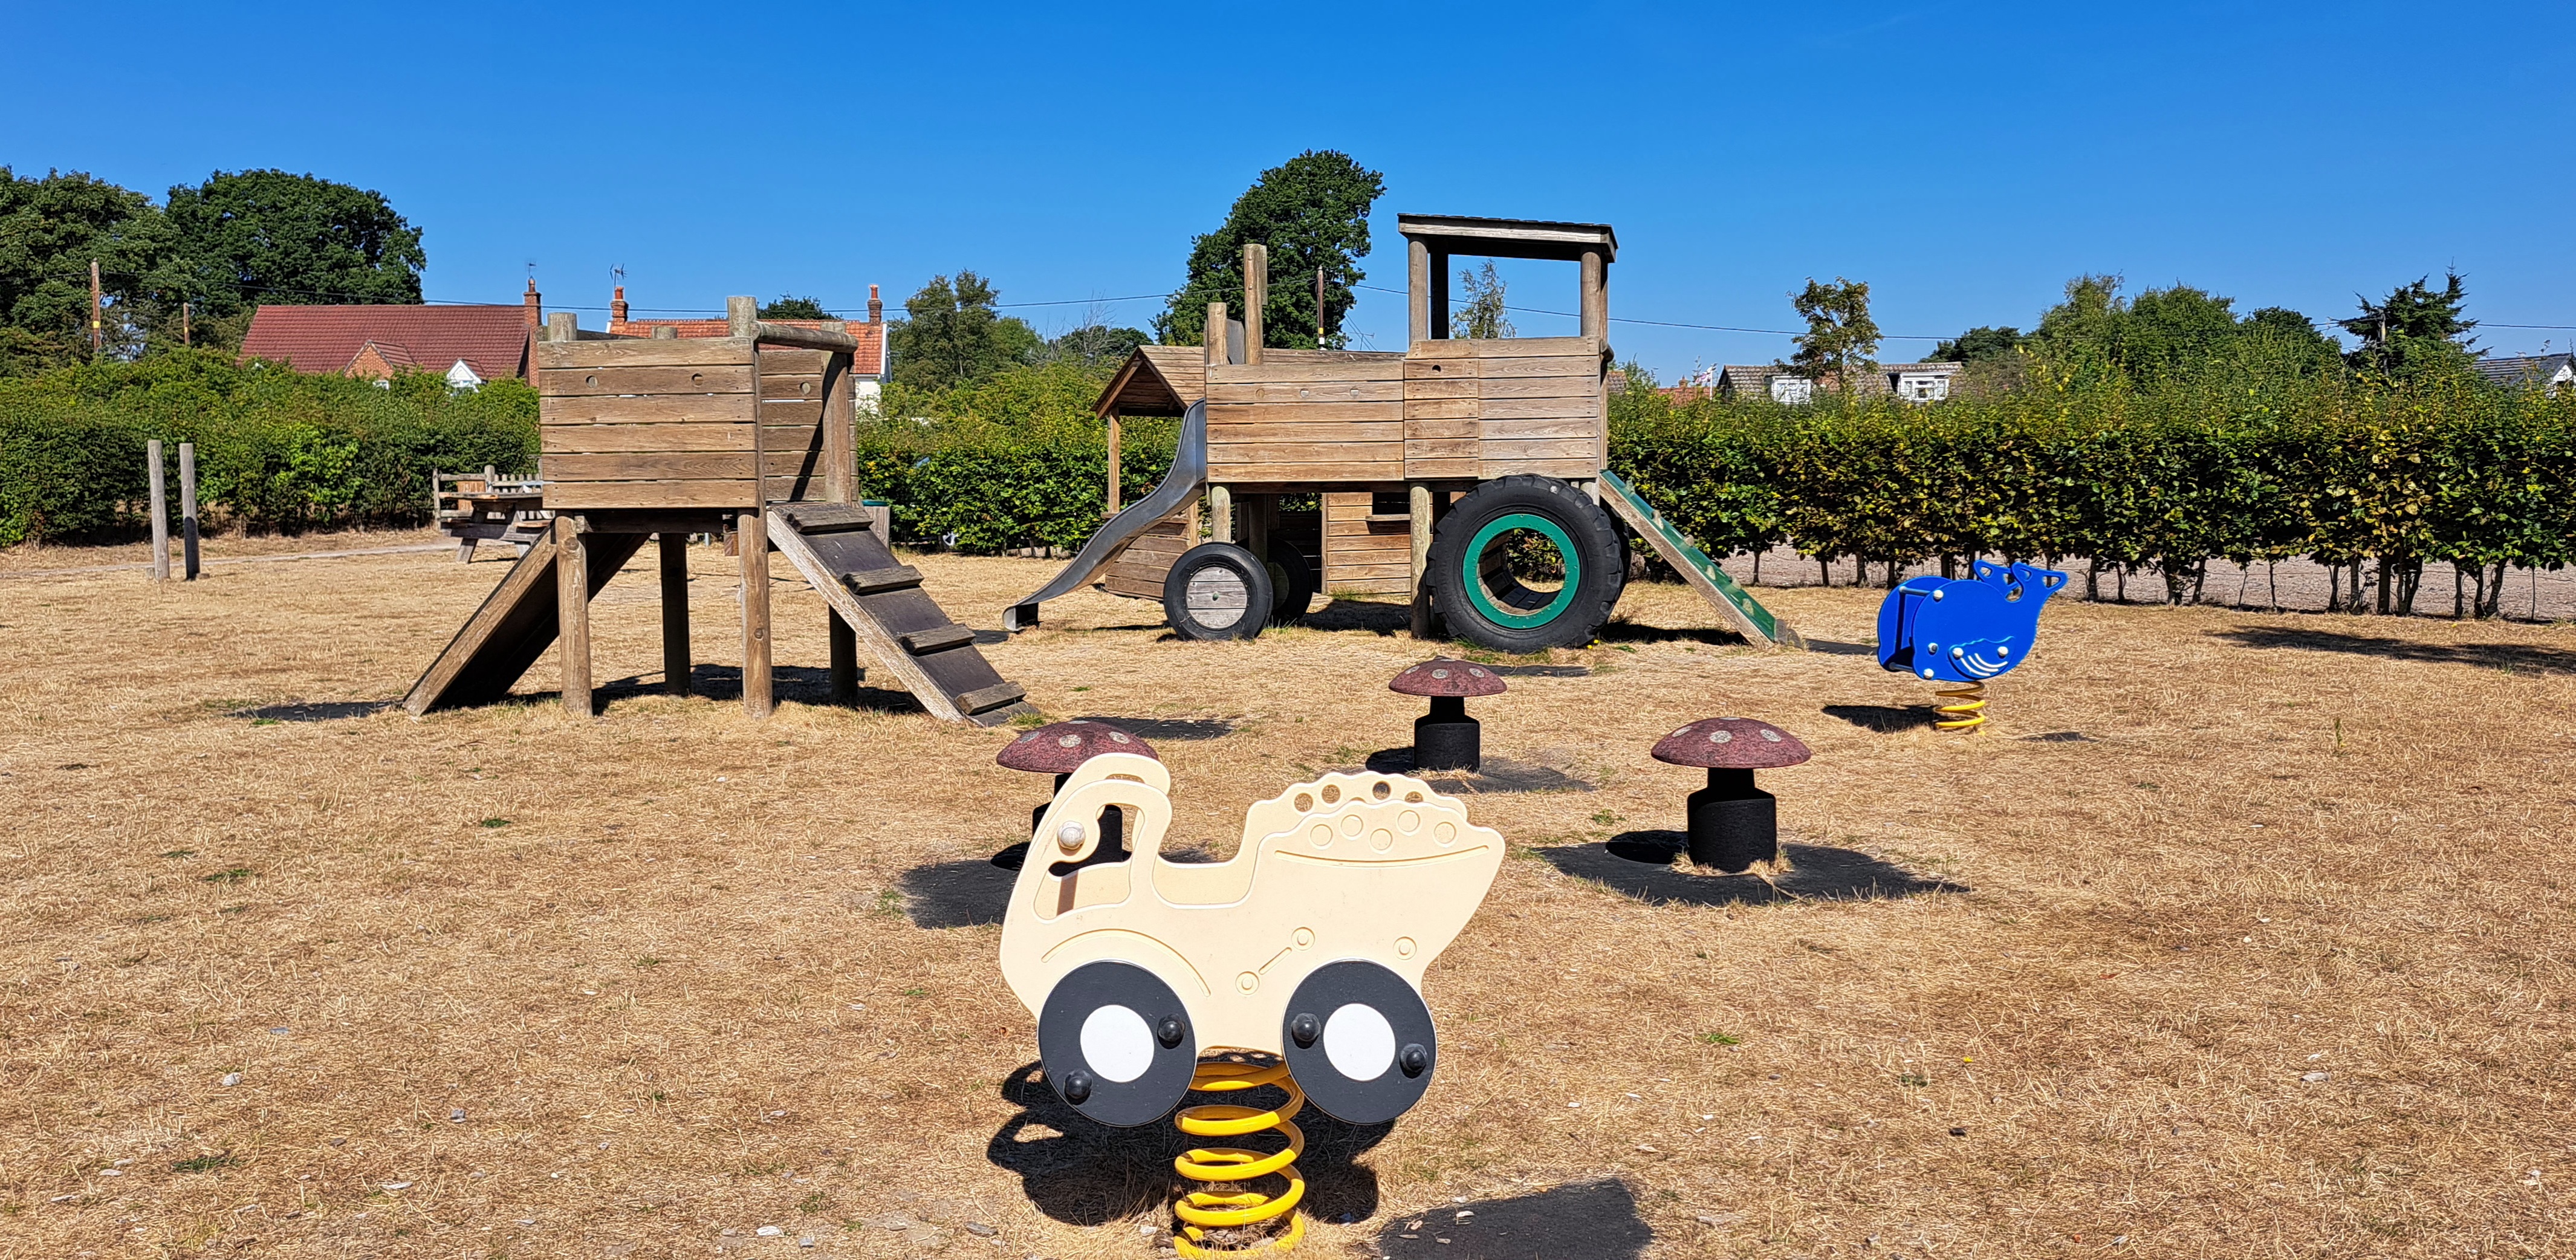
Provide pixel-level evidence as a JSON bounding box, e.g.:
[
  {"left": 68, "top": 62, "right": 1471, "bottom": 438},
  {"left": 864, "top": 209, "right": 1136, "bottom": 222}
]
[
  {"left": 1768, "top": 375, "right": 1814, "bottom": 404},
  {"left": 1896, "top": 372, "right": 1950, "bottom": 402}
]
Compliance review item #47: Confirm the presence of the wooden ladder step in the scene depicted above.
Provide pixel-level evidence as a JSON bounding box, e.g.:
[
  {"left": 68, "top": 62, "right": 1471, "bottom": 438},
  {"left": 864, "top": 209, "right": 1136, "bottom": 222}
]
[
  {"left": 774, "top": 502, "right": 875, "bottom": 534},
  {"left": 899, "top": 625, "right": 978, "bottom": 655},
  {"left": 953, "top": 682, "right": 1028, "bottom": 715},
  {"left": 841, "top": 565, "right": 923, "bottom": 596}
]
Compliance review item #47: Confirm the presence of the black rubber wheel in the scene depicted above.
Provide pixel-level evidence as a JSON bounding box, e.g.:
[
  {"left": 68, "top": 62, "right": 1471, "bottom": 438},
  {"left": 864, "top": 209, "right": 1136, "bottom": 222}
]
[
  {"left": 1163, "top": 542, "right": 1274, "bottom": 641},
  {"left": 1426, "top": 475, "right": 1625, "bottom": 652},
  {"left": 1280, "top": 960, "right": 1439, "bottom": 1125},
  {"left": 1037, "top": 961, "right": 1199, "bottom": 1127},
  {"left": 1267, "top": 541, "right": 1318, "bottom": 623}
]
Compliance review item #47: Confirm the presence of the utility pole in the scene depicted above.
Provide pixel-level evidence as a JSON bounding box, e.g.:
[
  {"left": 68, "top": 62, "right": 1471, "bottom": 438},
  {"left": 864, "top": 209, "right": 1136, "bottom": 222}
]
[
  {"left": 182, "top": 300, "right": 192, "bottom": 347},
  {"left": 1315, "top": 266, "right": 1326, "bottom": 346},
  {"left": 89, "top": 259, "right": 104, "bottom": 356}
]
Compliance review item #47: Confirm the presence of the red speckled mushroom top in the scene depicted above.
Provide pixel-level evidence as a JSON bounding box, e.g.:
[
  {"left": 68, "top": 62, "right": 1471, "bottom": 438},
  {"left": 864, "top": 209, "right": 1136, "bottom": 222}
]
[
  {"left": 1388, "top": 657, "right": 1508, "bottom": 698},
  {"left": 995, "top": 719, "right": 1159, "bottom": 773},
  {"left": 1651, "top": 717, "right": 1811, "bottom": 769}
]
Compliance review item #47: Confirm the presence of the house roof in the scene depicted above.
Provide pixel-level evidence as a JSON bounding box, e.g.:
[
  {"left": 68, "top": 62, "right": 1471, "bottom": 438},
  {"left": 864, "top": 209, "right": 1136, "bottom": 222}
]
[
  {"left": 2477, "top": 353, "right": 2573, "bottom": 387},
  {"left": 609, "top": 317, "right": 887, "bottom": 377},
  {"left": 239, "top": 305, "right": 533, "bottom": 380}
]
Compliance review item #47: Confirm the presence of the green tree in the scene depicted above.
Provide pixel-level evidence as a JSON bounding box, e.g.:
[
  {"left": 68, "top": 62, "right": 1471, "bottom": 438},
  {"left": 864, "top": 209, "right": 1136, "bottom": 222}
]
[
  {"left": 1782, "top": 277, "right": 1879, "bottom": 386},
  {"left": 0, "top": 167, "right": 169, "bottom": 371},
  {"left": 1155, "top": 151, "right": 1384, "bottom": 349},
  {"left": 2340, "top": 271, "right": 2477, "bottom": 380},
  {"left": 1931, "top": 325, "right": 2022, "bottom": 362},
  {"left": 160, "top": 170, "right": 423, "bottom": 319},
  {"left": 888, "top": 271, "right": 1040, "bottom": 391},
  {"left": 1451, "top": 262, "right": 1514, "bottom": 339},
  {"left": 758, "top": 294, "right": 832, "bottom": 319},
  {"left": 2118, "top": 285, "right": 2245, "bottom": 378},
  {"left": 1046, "top": 323, "right": 1149, "bottom": 369}
]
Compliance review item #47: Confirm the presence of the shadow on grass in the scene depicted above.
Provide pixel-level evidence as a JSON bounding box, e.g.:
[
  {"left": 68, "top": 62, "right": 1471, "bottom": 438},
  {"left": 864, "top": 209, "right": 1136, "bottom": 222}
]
[
  {"left": 1823, "top": 703, "right": 1935, "bottom": 733},
  {"left": 1377, "top": 1178, "right": 1651, "bottom": 1259},
  {"left": 987, "top": 1060, "right": 1389, "bottom": 1227},
  {"left": 592, "top": 664, "right": 927, "bottom": 715},
  {"left": 231, "top": 701, "right": 392, "bottom": 722},
  {"left": 1540, "top": 833, "right": 1967, "bottom": 907},
  {"left": 1359, "top": 749, "right": 1595, "bottom": 794},
  {"left": 2211, "top": 625, "right": 2576, "bottom": 674},
  {"left": 1302, "top": 599, "right": 1413, "bottom": 634},
  {"left": 1806, "top": 638, "right": 1875, "bottom": 657},
  {"left": 1596, "top": 621, "right": 1745, "bottom": 648},
  {"left": 1068, "top": 716, "right": 1236, "bottom": 741},
  {"left": 903, "top": 842, "right": 1225, "bottom": 928}
]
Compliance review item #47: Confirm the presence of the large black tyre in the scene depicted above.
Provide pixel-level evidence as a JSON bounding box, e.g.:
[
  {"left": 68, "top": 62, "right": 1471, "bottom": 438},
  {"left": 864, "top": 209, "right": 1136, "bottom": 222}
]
[
  {"left": 1267, "top": 541, "right": 1318, "bottom": 623},
  {"left": 1038, "top": 961, "right": 1199, "bottom": 1126},
  {"left": 1426, "top": 475, "right": 1626, "bottom": 652},
  {"left": 1163, "top": 542, "right": 1274, "bottom": 641}
]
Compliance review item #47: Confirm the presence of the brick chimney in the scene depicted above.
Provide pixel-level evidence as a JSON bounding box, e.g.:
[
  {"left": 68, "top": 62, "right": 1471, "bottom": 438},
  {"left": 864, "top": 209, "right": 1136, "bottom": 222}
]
[
  {"left": 610, "top": 284, "right": 629, "bottom": 326},
  {"left": 523, "top": 278, "right": 542, "bottom": 330},
  {"left": 868, "top": 284, "right": 883, "bottom": 324}
]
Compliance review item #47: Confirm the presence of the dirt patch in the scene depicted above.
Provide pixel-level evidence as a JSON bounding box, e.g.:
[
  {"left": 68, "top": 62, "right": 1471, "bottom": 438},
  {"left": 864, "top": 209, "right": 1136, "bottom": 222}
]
[{"left": 2, "top": 542, "right": 2572, "bottom": 1256}]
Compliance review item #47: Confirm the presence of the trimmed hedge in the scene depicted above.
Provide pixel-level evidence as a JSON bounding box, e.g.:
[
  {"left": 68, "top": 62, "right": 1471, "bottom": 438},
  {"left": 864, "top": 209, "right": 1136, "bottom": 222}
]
[{"left": 0, "top": 349, "right": 535, "bottom": 545}]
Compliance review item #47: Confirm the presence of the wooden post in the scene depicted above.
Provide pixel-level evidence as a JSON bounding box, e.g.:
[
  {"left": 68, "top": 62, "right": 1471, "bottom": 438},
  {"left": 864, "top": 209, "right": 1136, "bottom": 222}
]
[
  {"left": 556, "top": 517, "right": 592, "bottom": 718},
  {"left": 178, "top": 441, "right": 200, "bottom": 580},
  {"left": 1204, "top": 300, "right": 1228, "bottom": 366},
  {"left": 547, "top": 311, "right": 577, "bottom": 343},
  {"left": 147, "top": 440, "right": 169, "bottom": 582},
  {"left": 1429, "top": 250, "right": 1450, "bottom": 341},
  {"left": 739, "top": 509, "right": 772, "bottom": 718},
  {"left": 822, "top": 349, "right": 855, "bottom": 504},
  {"left": 727, "top": 296, "right": 758, "bottom": 338},
  {"left": 829, "top": 610, "right": 858, "bottom": 705},
  {"left": 89, "top": 259, "right": 103, "bottom": 355},
  {"left": 1409, "top": 483, "right": 1435, "bottom": 639},
  {"left": 1316, "top": 265, "right": 1326, "bottom": 345},
  {"left": 1209, "top": 486, "right": 1233, "bottom": 545},
  {"left": 1244, "top": 494, "right": 1271, "bottom": 563},
  {"left": 1241, "top": 243, "right": 1267, "bottom": 364},
  {"left": 1580, "top": 248, "right": 1608, "bottom": 343},
  {"left": 659, "top": 531, "right": 691, "bottom": 696},
  {"left": 1407, "top": 239, "right": 1431, "bottom": 346},
  {"left": 1105, "top": 408, "right": 1123, "bottom": 515}
]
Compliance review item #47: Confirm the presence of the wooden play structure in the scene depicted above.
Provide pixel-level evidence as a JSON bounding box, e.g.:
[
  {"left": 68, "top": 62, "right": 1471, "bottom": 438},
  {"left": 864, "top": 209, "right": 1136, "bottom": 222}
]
[
  {"left": 1008, "top": 213, "right": 1803, "bottom": 651},
  {"left": 403, "top": 299, "right": 1034, "bottom": 725},
  {"left": 999, "top": 752, "right": 1505, "bottom": 1252},
  {"left": 431, "top": 466, "right": 548, "bottom": 561}
]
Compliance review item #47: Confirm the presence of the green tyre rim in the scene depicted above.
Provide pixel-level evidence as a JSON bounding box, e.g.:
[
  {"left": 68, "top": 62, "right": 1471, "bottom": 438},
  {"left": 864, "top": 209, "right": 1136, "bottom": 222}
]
[{"left": 1462, "top": 512, "right": 1580, "bottom": 629}]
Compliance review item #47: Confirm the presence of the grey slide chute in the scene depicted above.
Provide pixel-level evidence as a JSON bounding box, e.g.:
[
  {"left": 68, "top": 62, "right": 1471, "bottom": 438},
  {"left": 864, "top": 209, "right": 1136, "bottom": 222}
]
[{"left": 1003, "top": 400, "right": 1208, "bottom": 631}]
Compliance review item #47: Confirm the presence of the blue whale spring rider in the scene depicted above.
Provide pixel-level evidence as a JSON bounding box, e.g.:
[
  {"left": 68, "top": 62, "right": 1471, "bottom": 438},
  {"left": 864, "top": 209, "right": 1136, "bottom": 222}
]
[{"left": 1875, "top": 559, "right": 2067, "bottom": 730}]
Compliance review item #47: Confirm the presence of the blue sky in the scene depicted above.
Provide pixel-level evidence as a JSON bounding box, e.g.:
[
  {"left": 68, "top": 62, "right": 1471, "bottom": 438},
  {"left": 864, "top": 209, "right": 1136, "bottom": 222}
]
[{"left": 10, "top": 2, "right": 2573, "bottom": 374}]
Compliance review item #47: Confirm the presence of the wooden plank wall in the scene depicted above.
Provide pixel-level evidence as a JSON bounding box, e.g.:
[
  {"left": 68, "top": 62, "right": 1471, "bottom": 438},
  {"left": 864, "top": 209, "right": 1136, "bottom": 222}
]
[
  {"left": 537, "top": 338, "right": 758, "bottom": 510},
  {"left": 1322, "top": 492, "right": 1412, "bottom": 596},
  {"left": 1404, "top": 336, "right": 1605, "bottom": 481},
  {"left": 1101, "top": 517, "right": 1195, "bottom": 600},
  {"left": 753, "top": 348, "right": 851, "bottom": 504},
  {"left": 1205, "top": 357, "right": 1406, "bottom": 485}
]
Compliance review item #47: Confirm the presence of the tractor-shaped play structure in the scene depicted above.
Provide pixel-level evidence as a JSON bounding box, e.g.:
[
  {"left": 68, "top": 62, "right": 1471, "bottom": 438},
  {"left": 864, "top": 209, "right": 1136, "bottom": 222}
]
[
  {"left": 1875, "top": 559, "right": 2068, "bottom": 730},
  {"left": 998, "top": 752, "right": 1504, "bottom": 1255},
  {"left": 1004, "top": 215, "right": 1802, "bottom": 652}
]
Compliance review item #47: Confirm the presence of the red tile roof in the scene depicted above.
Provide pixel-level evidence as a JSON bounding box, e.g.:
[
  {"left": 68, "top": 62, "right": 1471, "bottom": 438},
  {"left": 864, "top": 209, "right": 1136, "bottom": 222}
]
[
  {"left": 610, "top": 317, "right": 887, "bottom": 377},
  {"left": 239, "top": 305, "right": 533, "bottom": 380}
]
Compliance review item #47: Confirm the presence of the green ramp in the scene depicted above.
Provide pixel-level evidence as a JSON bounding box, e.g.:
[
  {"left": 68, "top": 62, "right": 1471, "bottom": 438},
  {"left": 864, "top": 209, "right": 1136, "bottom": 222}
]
[{"left": 1596, "top": 469, "right": 1805, "bottom": 649}]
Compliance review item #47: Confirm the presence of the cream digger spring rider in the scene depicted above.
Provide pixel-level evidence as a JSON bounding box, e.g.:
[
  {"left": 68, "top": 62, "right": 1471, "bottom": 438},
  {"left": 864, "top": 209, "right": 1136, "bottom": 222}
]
[{"left": 997, "top": 752, "right": 1505, "bottom": 1255}]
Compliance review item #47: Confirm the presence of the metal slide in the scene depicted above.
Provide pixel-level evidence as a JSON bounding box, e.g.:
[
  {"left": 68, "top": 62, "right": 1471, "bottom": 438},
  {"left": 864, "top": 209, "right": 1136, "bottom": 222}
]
[{"left": 1002, "top": 400, "right": 1209, "bottom": 631}]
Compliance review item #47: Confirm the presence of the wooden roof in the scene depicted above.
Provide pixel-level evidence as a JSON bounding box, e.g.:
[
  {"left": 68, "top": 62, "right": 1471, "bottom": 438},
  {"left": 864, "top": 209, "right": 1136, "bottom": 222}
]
[
  {"left": 1096, "top": 346, "right": 1403, "bottom": 416},
  {"left": 1397, "top": 213, "right": 1618, "bottom": 263}
]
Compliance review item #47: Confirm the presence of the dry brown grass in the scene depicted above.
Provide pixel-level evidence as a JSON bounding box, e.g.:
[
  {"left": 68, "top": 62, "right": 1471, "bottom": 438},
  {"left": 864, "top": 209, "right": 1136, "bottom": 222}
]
[{"left": 3, "top": 534, "right": 2572, "bottom": 1258}]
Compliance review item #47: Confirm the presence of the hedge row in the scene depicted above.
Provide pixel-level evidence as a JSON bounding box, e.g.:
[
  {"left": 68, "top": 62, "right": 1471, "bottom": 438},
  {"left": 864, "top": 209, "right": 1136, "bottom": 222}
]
[{"left": 0, "top": 349, "right": 535, "bottom": 545}]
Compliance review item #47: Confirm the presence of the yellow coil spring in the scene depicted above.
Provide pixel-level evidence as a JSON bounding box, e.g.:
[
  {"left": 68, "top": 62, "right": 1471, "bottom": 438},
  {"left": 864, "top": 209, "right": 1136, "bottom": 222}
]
[
  {"left": 1933, "top": 679, "right": 1988, "bottom": 732},
  {"left": 1170, "top": 1057, "right": 1307, "bottom": 1256}
]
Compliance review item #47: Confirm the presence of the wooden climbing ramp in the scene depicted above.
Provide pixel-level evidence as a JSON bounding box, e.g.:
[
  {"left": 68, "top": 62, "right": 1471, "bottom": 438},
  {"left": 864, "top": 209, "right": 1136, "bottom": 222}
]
[
  {"left": 1597, "top": 469, "right": 1805, "bottom": 649},
  {"left": 767, "top": 502, "right": 1036, "bottom": 726},
  {"left": 403, "top": 528, "right": 648, "bottom": 713}
]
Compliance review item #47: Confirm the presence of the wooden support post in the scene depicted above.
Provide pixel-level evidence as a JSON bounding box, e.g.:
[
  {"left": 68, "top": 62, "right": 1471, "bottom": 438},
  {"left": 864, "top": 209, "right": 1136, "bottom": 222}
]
[
  {"left": 556, "top": 517, "right": 592, "bottom": 718},
  {"left": 822, "top": 349, "right": 855, "bottom": 504},
  {"left": 547, "top": 311, "right": 577, "bottom": 343},
  {"left": 1209, "top": 486, "right": 1233, "bottom": 544},
  {"left": 147, "top": 440, "right": 169, "bottom": 583},
  {"left": 1429, "top": 250, "right": 1450, "bottom": 340},
  {"left": 1580, "top": 248, "right": 1608, "bottom": 343},
  {"left": 1204, "top": 300, "right": 1228, "bottom": 366},
  {"left": 1407, "top": 239, "right": 1431, "bottom": 346},
  {"left": 1105, "top": 411, "right": 1123, "bottom": 515},
  {"left": 829, "top": 609, "right": 858, "bottom": 706},
  {"left": 1244, "top": 493, "right": 1271, "bottom": 562},
  {"left": 178, "top": 441, "right": 200, "bottom": 580},
  {"left": 1410, "top": 483, "right": 1435, "bottom": 639},
  {"left": 1241, "top": 243, "right": 1267, "bottom": 364},
  {"left": 727, "top": 296, "right": 758, "bottom": 338},
  {"left": 739, "top": 509, "right": 772, "bottom": 718},
  {"left": 660, "top": 531, "right": 691, "bottom": 696}
]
